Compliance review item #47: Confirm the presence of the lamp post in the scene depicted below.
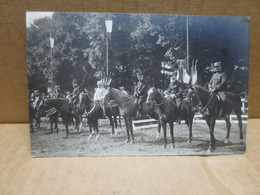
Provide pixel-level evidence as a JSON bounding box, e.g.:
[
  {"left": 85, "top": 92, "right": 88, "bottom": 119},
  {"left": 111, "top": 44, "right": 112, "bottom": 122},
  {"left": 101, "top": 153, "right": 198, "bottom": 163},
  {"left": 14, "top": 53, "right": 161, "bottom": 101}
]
[
  {"left": 105, "top": 19, "right": 113, "bottom": 76},
  {"left": 49, "top": 36, "right": 54, "bottom": 96}
]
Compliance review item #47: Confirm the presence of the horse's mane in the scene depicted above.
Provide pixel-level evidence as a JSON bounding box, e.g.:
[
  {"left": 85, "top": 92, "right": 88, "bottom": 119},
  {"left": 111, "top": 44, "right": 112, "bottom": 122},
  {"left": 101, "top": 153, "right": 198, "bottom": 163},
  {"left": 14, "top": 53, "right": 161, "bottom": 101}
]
[{"left": 110, "top": 88, "right": 135, "bottom": 103}]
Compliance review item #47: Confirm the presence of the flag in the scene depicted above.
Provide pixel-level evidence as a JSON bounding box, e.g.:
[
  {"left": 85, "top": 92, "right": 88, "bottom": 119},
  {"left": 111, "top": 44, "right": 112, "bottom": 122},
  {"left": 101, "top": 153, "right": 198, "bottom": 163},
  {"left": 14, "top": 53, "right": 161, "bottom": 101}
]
[
  {"left": 50, "top": 37, "right": 54, "bottom": 48},
  {"left": 183, "top": 68, "right": 190, "bottom": 84},
  {"left": 191, "top": 60, "right": 198, "bottom": 85}
]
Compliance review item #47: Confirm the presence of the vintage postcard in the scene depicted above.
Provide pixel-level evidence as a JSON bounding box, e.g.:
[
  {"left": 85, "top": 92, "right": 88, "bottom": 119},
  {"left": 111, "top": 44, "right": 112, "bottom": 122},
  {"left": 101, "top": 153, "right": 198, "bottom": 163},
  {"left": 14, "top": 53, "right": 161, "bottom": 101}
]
[{"left": 26, "top": 12, "right": 249, "bottom": 157}]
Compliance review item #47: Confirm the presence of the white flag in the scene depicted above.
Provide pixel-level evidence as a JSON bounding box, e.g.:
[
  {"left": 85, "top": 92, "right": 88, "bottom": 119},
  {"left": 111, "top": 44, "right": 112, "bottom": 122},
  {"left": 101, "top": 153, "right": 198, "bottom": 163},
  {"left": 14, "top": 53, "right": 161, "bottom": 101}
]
[{"left": 50, "top": 37, "right": 54, "bottom": 48}]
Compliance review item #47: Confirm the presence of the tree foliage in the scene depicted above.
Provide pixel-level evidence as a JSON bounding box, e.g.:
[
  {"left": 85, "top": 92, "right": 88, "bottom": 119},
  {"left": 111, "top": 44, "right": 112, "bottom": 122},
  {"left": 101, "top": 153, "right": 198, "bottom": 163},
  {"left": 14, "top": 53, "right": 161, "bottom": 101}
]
[{"left": 27, "top": 13, "right": 249, "bottom": 94}]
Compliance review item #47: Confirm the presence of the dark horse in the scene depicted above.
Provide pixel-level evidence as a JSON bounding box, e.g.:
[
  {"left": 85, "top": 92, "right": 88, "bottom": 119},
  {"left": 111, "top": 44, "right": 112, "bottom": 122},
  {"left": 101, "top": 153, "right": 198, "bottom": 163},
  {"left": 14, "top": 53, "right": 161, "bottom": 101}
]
[
  {"left": 146, "top": 87, "right": 179, "bottom": 148},
  {"left": 189, "top": 85, "right": 243, "bottom": 152},
  {"left": 36, "top": 100, "right": 59, "bottom": 134},
  {"left": 78, "top": 92, "right": 121, "bottom": 140},
  {"left": 37, "top": 98, "right": 79, "bottom": 136},
  {"left": 104, "top": 88, "right": 138, "bottom": 143}
]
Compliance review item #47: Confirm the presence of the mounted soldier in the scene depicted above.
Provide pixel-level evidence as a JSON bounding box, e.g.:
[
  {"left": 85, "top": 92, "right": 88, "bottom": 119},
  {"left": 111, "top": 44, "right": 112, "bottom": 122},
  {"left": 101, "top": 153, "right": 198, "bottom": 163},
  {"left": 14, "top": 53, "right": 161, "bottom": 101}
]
[
  {"left": 70, "top": 79, "right": 81, "bottom": 112},
  {"left": 164, "top": 71, "right": 185, "bottom": 107},
  {"left": 134, "top": 71, "right": 148, "bottom": 116},
  {"left": 93, "top": 80, "right": 108, "bottom": 118},
  {"left": 203, "top": 61, "right": 228, "bottom": 116},
  {"left": 54, "top": 85, "right": 63, "bottom": 98}
]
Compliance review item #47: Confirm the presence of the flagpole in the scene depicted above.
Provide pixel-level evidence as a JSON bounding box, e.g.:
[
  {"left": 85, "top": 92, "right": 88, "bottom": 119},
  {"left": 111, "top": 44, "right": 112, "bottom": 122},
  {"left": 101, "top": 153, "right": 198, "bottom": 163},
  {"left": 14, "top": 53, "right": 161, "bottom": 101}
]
[{"left": 186, "top": 15, "right": 189, "bottom": 74}]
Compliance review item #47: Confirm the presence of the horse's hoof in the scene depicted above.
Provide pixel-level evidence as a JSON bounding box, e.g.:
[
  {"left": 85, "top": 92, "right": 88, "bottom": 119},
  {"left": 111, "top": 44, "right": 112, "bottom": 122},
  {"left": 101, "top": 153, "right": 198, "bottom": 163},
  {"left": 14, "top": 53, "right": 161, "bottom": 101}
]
[
  {"left": 131, "top": 140, "right": 135, "bottom": 144},
  {"left": 207, "top": 147, "right": 215, "bottom": 153},
  {"left": 95, "top": 134, "right": 99, "bottom": 140},
  {"left": 162, "top": 145, "right": 166, "bottom": 149},
  {"left": 224, "top": 139, "right": 232, "bottom": 144},
  {"left": 125, "top": 139, "right": 130, "bottom": 144},
  {"left": 88, "top": 135, "right": 92, "bottom": 140},
  {"left": 187, "top": 139, "right": 192, "bottom": 144},
  {"left": 171, "top": 144, "right": 175, "bottom": 149}
]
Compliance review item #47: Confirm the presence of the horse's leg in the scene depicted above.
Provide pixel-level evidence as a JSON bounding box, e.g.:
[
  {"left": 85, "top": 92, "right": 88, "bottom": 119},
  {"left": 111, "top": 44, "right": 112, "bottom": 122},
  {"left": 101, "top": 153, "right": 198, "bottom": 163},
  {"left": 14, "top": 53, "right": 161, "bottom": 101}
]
[
  {"left": 109, "top": 116, "right": 115, "bottom": 135},
  {"left": 206, "top": 117, "right": 216, "bottom": 152},
  {"left": 235, "top": 111, "right": 243, "bottom": 141},
  {"left": 162, "top": 122, "right": 167, "bottom": 149},
  {"left": 95, "top": 120, "right": 99, "bottom": 140},
  {"left": 114, "top": 115, "right": 118, "bottom": 129},
  {"left": 185, "top": 118, "right": 192, "bottom": 143},
  {"left": 113, "top": 115, "right": 118, "bottom": 135},
  {"left": 169, "top": 121, "right": 175, "bottom": 149},
  {"left": 156, "top": 121, "right": 161, "bottom": 139},
  {"left": 65, "top": 115, "right": 69, "bottom": 137},
  {"left": 79, "top": 115, "right": 83, "bottom": 129},
  {"left": 50, "top": 118, "right": 54, "bottom": 134},
  {"left": 224, "top": 115, "right": 232, "bottom": 144},
  {"left": 88, "top": 122, "right": 93, "bottom": 140},
  {"left": 119, "top": 114, "right": 121, "bottom": 128},
  {"left": 129, "top": 118, "right": 134, "bottom": 144},
  {"left": 55, "top": 115, "right": 59, "bottom": 134},
  {"left": 124, "top": 117, "right": 130, "bottom": 143}
]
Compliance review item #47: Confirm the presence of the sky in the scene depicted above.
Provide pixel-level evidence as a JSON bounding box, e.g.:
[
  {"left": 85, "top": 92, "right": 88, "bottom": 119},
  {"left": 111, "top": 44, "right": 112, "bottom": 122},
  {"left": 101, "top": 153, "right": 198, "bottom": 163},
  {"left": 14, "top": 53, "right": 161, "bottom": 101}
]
[{"left": 26, "top": 11, "right": 53, "bottom": 27}]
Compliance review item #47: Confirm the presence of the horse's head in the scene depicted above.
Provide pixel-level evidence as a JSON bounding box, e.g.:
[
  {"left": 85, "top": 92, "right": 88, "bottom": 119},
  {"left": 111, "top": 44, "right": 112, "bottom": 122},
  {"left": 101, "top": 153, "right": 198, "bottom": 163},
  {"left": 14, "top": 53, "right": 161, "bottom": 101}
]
[
  {"left": 186, "top": 87, "right": 200, "bottom": 109},
  {"left": 104, "top": 88, "right": 113, "bottom": 104},
  {"left": 35, "top": 100, "right": 47, "bottom": 118},
  {"left": 146, "top": 87, "right": 158, "bottom": 106}
]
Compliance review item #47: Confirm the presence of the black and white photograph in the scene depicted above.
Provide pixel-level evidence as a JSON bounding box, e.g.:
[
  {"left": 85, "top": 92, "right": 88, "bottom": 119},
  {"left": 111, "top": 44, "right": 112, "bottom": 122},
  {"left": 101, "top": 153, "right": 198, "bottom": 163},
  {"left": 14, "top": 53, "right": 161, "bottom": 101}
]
[{"left": 26, "top": 12, "right": 249, "bottom": 157}]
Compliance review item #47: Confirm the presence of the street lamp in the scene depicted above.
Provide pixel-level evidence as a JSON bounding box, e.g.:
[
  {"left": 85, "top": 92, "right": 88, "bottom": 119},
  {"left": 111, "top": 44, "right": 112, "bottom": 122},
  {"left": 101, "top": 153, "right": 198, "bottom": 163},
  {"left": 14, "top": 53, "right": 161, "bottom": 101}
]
[
  {"left": 105, "top": 19, "right": 113, "bottom": 76},
  {"left": 49, "top": 36, "right": 55, "bottom": 96}
]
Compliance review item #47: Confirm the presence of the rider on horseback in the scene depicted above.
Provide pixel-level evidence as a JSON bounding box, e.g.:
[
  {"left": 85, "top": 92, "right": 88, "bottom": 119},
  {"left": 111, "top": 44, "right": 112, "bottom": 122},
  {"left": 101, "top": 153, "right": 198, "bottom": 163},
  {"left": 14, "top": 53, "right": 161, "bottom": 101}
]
[
  {"left": 203, "top": 61, "right": 228, "bottom": 116},
  {"left": 134, "top": 71, "right": 148, "bottom": 117},
  {"left": 164, "top": 71, "right": 185, "bottom": 107},
  {"left": 93, "top": 80, "right": 107, "bottom": 118}
]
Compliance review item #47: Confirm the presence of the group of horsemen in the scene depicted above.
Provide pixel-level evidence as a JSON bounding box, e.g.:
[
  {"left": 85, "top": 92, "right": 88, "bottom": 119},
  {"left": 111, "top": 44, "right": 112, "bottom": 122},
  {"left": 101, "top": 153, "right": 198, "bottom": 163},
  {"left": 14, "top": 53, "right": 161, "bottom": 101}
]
[{"left": 30, "top": 61, "right": 229, "bottom": 119}]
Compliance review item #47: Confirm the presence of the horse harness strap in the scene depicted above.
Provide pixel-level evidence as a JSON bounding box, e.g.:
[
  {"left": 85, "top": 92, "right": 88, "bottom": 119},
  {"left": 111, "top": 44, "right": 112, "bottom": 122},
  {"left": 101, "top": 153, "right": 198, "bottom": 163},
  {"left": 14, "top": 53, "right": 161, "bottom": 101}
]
[
  {"left": 201, "top": 92, "right": 216, "bottom": 112},
  {"left": 84, "top": 103, "right": 97, "bottom": 116},
  {"left": 45, "top": 107, "right": 58, "bottom": 116}
]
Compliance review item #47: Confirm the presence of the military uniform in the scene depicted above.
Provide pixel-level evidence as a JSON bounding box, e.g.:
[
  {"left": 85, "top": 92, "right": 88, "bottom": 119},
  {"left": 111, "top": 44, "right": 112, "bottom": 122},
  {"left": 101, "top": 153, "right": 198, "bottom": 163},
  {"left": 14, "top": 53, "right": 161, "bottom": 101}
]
[
  {"left": 208, "top": 67, "right": 228, "bottom": 101},
  {"left": 202, "top": 62, "right": 228, "bottom": 116},
  {"left": 134, "top": 80, "right": 148, "bottom": 107},
  {"left": 165, "top": 78, "right": 184, "bottom": 107}
]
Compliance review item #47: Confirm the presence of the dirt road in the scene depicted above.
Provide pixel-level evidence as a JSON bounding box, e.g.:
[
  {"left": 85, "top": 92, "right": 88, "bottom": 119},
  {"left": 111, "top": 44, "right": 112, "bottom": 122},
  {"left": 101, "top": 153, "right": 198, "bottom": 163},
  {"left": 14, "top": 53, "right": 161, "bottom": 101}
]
[{"left": 31, "top": 118, "right": 247, "bottom": 157}]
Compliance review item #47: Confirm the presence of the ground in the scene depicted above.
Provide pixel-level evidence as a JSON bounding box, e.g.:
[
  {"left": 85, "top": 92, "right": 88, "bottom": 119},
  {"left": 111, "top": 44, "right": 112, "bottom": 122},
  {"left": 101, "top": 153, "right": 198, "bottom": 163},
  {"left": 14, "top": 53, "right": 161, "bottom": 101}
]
[{"left": 30, "top": 118, "right": 247, "bottom": 157}]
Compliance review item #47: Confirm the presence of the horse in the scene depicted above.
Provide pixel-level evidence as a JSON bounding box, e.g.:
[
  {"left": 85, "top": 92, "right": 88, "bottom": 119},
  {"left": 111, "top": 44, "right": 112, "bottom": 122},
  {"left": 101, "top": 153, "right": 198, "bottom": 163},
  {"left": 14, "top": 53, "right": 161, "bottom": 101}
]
[
  {"left": 104, "top": 88, "right": 138, "bottom": 143},
  {"left": 78, "top": 92, "right": 121, "bottom": 140},
  {"left": 37, "top": 98, "right": 80, "bottom": 136},
  {"left": 36, "top": 100, "right": 59, "bottom": 134},
  {"left": 146, "top": 87, "right": 179, "bottom": 148},
  {"left": 188, "top": 85, "right": 243, "bottom": 152}
]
